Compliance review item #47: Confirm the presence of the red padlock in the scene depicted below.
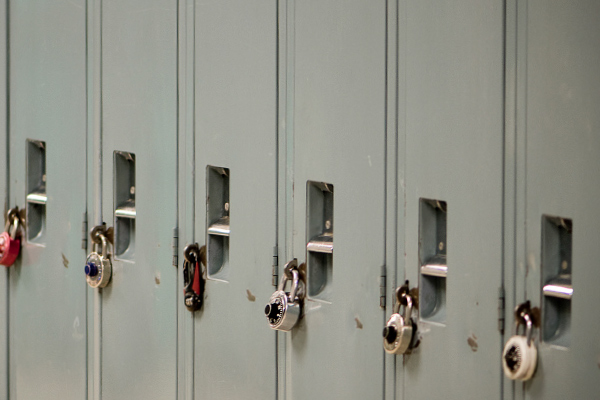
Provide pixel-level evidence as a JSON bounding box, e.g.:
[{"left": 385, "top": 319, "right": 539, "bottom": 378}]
[{"left": 0, "top": 209, "right": 21, "bottom": 267}]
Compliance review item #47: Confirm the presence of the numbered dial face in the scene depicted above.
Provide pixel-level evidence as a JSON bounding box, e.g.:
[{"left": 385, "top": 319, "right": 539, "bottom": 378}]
[
  {"left": 85, "top": 252, "right": 112, "bottom": 289},
  {"left": 265, "top": 292, "right": 287, "bottom": 327},
  {"left": 504, "top": 344, "right": 521, "bottom": 372}
]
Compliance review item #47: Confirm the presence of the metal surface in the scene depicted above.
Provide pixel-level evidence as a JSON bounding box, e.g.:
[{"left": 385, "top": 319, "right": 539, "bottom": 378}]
[
  {"left": 206, "top": 216, "right": 230, "bottom": 237},
  {"left": 542, "top": 282, "right": 573, "bottom": 300},
  {"left": 420, "top": 254, "right": 448, "bottom": 278},
  {"left": 8, "top": 1, "right": 88, "bottom": 399},
  {"left": 25, "top": 192, "right": 47, "bottom": 205},
  {"left": 306, "top": 233, "right": 333, "bottom": 254},
  {"left": 512, "top": 1, "right": 600, "bottom": 397},
  {"left": 289, "top": 1, "right": 387, "bottom": 398},
  {"left": 193, "top": 0, "right": 277, "bottom": 398},
  {"left": 99, "top": 0, "right": 178, "bottom": 398},
  {"left": 400, "top": 1, "right": 504, "bottom": 398}
]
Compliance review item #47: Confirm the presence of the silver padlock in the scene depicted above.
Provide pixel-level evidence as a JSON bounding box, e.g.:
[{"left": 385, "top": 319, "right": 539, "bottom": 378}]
[
  {"left": 383, "top": 285, "right": 415, "bottom": 355},
  {"left": 265, "top": 259, "right": 305, "bottom": 331},
  {"left": 85, "top": 228, "right": 112, "bottom": 289},
  {"left": 502, "top": 302, "right": 537, "bottom": 381}
]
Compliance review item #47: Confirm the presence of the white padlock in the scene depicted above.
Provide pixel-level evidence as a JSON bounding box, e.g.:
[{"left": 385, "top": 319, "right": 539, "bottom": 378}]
[{"left": 502, "top": 304, "right": 537, "bottom": 381}]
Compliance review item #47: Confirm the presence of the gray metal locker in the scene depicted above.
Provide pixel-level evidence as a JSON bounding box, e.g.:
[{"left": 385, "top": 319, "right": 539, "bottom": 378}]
[
  {"left": 506, "top": 0, "right": 600, "bottom": 398},
  {"left": 87, "top": 0, "right": 178, "bottom": 398},
  {"left": 187, "top": 0, "right": 278, "bottom": 398},
  {"left": 0, "top": 0, "right": 7, "bottom": 396},
  {"left": 7, "top": 1, "right": 88, "bottom": 399},
  {"left": 279, "top": 1, "right": 387, "bottom": 398},
  {"left": 397, "top": 1, "right": 505, "bottom": 399}
]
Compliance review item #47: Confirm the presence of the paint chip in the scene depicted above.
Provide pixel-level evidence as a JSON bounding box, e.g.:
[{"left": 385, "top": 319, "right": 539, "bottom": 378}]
[
  {"left": 62, "top": 253, "right": 69, "bottom": 268},
  {"left": 467, "top": 334, "right": 478, "bottom": 352},
  {"left": 246, "top": 289, "right": 256, "bottom": 302},
  {"left": 155, "top": 273, "right": 161, "bottom": 285},
  {"left": 355, "top": 317, "right": 363, "bottom": 329}
]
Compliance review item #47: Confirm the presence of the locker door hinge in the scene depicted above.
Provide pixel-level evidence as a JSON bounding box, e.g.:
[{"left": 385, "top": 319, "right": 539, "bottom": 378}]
[
  {"left": 81, "top": 211, "right": 88, "bottom": 250},
  {"left": 172, "top": 227, "right": 179, "bottom": 267},
  {"left": 272, "top": 245, "right": 279, "bottom": 287},
  {"left": 380, "top": 265, "right": 386, "bottom": 309},
  {"left": 498, "top": 286, "right": 505, "bottom": 334}
]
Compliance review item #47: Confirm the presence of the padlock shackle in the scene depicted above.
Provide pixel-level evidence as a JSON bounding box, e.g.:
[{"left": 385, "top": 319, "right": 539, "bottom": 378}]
[
  {"left": 289, "top": 269, "right": 300, "bottom": 300},
  {"left": 98, "top": 233, "right": 108, "bottom": 258},
  {"left": 9, "top": 214, "right": 19, "bottom": 239}
]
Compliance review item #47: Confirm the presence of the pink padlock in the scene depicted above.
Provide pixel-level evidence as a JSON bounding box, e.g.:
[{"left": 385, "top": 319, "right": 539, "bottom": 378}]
[{"left": 0, "top": 208, "right": 21, "bottom": 267}]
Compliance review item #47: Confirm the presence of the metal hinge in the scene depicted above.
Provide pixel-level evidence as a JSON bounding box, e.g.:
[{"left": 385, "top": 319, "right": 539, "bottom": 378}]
[
  {"left": 172, "top": 227, "right": 179, "bottom": 267},
  {"left": 272, "top": 245, "right": 278, "bottom": 287},
  {"left": 380, "top": 265, "right": 386, "bottom": 308},
  {"left": 81, "top": 211, "right": 88, "bottom": 250},
  {"left": 498, "top": 286, "right": 505, "bottom": 334}
]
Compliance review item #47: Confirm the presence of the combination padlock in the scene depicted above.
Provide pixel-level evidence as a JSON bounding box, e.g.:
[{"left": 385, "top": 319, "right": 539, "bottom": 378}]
[
  {"left": 183, "top": 243, "right": 206, "bottom": 312},
  {"left": 383, "top": 283, "right": 416, "bottom": 355},
  {"left": 0, "top": 207, "right": 22, "bottom": 267},
  {"left": 85, "top": 226, "right": 112, "bottom": 289},
  {"left": 265, "top": 259, "right": 305, "bottom": 331},
  {"left": 502, "top": 301, "right": 537, "bottom": 381}
]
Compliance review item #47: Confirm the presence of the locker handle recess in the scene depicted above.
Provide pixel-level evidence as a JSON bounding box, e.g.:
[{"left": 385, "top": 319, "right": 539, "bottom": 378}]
[
  {"left": 420, "top": 254, "right": 447, "bottom": 278},
  {"left": 207, "top": 216, "right": 230, "bottom": 237},
  {"left": 306, "top": 232, "right": 333, "bottom": 254}
]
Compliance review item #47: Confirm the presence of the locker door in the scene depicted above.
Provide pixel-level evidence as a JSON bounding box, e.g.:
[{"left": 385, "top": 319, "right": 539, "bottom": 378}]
[
  {"left": 513, "top": 1, "right": 600, "bottom": 397},
  {"left": 286, "top": 1, "right": 386, "bottom": 398},
  {"left": 97, "top": 1, "right": 178, "bottom": 398},
  {"left": 400, "top": 1, "right": 504, "bottom": 398},
  {"left": 192, "top": 1, "right": 277, "bottom": 398},
  {"left": 7, "top": 2, "right": 88, "bottom": 399},
  {"left": 0, "top": 0, "right": 7, "bottom": 396}
]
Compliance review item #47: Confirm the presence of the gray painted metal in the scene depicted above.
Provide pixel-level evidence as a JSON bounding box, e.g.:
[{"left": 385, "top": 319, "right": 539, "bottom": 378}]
[
  {"left": 177, "top": 0, "right": 195, "bottom": 399},
  {"left": 399, "top": 1, "right": 504, "bottom": 399},
  {"left": 0, "top": 0, "right": 7, "bottom": 397},
  {"left": 287, "top": 1, "right": 386, "bottom": 398},
  {"left": 7, "top": 1, "right": 87, "bottom": 399},
  {"left": 98, "top": 0, "right": 178, "bottom": 398},
  {"left": 192, "top": 1, "right": 278, "bottom": 398},
  {"left": 513, "top": 1, "right": 600, "bottom": 398}
]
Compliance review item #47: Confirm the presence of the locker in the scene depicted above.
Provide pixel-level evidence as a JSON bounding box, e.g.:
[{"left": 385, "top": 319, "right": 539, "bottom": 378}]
[
  {"left": 0, "top": 0, "right": 6, "bottom": 396},
  {"left": 188, "top": 0, "right": 278, "bottom": 398},
  {"left": 398, "top": 1, "right": 505, "bottom": 399},
  {"left": 7, "top": 1, "right": 88, "bottom": 399},
  {"left": 507, "top": 0, "right": 600, "bottom": 397},
  {"left": 90, "top": 0, "right": 178, "bottom": 398},
  {"left": 281, "top": 1, "right": 387, "bottom": 398}
]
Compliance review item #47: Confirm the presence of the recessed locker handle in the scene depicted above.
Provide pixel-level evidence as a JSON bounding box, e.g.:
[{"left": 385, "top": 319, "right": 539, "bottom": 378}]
[
  {"left": 306, "top": 232, "right": 333, "bottom": 254},
  {"left": 542, "top": 276, "right": 573, "bottom": 300},
  {"left": 115, "top": 199, "right": 136, "bottom": 219},
  {"left": 420, "top": 254, "right": 448, "bottom": 278},
  {"left": 207, "top": 216, "right": 230, "bottom": 237},
  {"left": 26, "top": 190, "right": 48, "bottom": 205}
]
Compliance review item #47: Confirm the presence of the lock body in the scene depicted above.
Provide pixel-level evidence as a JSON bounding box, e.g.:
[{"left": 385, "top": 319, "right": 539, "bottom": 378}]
[
  {"left": 85, "top": 251, "right": 112, "bottom": 288},
  {"left": 502, "top": 301, "right": 537, "bottom": 381},
  {"left": 502, "top": 335, "right": 537, "bottom": 381},
  {"left": 265, "top": 260, "right": 304, "bottom": 332},
  {"left": 383, "top": 313, "right": 413, "bottom": 355},
  {"left": 0, "top": 231, "right": 21, "bottom": 267},
  {"left": 183, "top": 243, "right": 206, "bottom": 312},
  {"left": 266, "top": 290, "right": 301, "bottom": 331}
]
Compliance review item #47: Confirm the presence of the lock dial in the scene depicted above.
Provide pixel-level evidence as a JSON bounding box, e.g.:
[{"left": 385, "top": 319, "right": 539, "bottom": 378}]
[{"left": 265, "top": 293, "right": 286, "bottom": 326}]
